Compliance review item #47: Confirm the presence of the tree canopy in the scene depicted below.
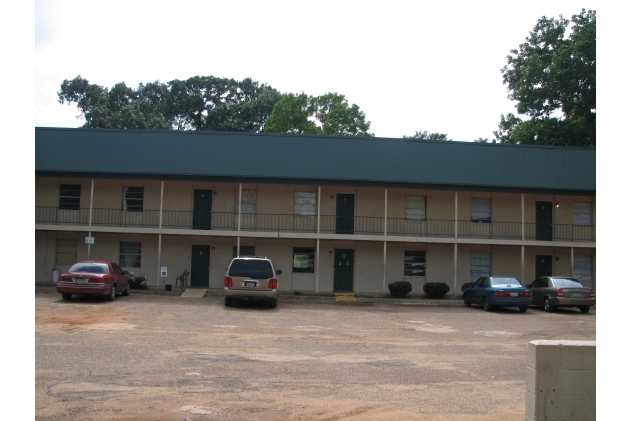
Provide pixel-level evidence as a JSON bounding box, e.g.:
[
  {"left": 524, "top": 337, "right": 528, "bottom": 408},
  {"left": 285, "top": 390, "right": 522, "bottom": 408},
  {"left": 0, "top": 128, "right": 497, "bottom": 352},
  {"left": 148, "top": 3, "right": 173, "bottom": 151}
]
[
  {"left": 402, "top": 130, "right": 452, "bottom": 141},
  {"left": 263, "top": 93, "right": 373, "bottom": 137},
  {"left": 58, "top": 75, "right": 281, "bottom": 132},
  {"left": 494, "top": 9, "right": 596, "bottom": 147}
]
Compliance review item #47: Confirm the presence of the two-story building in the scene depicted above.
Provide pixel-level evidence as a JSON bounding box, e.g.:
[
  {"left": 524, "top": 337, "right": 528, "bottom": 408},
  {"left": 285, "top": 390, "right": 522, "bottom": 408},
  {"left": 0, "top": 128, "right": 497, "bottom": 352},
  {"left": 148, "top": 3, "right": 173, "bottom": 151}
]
[{"left": 35, "top": 127, "right": 596, "bottom": 296}]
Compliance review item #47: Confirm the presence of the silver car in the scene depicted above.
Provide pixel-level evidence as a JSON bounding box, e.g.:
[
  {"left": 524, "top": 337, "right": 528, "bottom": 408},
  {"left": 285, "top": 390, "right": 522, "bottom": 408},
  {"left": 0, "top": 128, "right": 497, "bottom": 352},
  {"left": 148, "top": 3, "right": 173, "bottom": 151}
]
[
  {"left": 223, "top": 256, "right": 281, "bottom": 308},
  {"left": 527, "top": 276, "right": 595, "bottom": 313}
]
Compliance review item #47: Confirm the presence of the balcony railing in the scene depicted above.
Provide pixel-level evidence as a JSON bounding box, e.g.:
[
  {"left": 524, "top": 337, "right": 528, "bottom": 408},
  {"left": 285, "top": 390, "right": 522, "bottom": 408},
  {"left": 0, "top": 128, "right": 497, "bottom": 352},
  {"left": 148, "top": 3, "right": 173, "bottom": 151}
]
[{"left": 35, "top": 207, "right": 595, "bottom": 242}]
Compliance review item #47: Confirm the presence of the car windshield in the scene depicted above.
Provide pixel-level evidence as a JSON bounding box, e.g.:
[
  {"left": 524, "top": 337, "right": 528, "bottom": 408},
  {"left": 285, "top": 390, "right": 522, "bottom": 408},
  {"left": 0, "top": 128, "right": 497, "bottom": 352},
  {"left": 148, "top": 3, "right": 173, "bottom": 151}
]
[
  {"left": 69, "top": 263, "right": 109, "bottom": 274},
  {"left": 229, "top": 260, "right": 273, "bottom": 278},
  {"left": 553, "top": 278, "right": 584, "bottom": 288},
  {"left": 489, "top": 277, "right": 522, "bottom": 286}
]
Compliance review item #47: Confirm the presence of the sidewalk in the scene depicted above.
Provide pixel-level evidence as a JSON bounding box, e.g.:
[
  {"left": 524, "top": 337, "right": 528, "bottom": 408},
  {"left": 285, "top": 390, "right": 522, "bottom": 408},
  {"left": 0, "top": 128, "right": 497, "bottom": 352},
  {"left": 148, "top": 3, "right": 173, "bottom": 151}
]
[{"left": 35, "top": 284, "right": 465, "bottom": 306}]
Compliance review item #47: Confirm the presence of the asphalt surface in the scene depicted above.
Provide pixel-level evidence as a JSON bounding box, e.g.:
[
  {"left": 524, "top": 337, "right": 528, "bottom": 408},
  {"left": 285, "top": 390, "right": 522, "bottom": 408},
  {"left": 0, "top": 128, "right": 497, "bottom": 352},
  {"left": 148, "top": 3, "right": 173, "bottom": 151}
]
[{"left": 35, "top": 289, "right": 596, "bottom": 421}]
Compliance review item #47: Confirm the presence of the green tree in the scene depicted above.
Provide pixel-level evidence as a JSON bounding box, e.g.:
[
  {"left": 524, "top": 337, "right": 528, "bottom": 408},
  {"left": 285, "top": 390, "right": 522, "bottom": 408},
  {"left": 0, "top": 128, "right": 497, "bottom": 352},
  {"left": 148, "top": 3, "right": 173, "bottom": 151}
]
[
  {"left": 494, "top": 9, "right": 596, "bottom": 146},
  {"left": 403, "top": 130, "right": 452, "bottom": 141},
  {"left": 58, "top": 75, "right": 281, "bottom": 132},
  {"left": 264, "top": 93, "right": 373, "bottom": 136}
]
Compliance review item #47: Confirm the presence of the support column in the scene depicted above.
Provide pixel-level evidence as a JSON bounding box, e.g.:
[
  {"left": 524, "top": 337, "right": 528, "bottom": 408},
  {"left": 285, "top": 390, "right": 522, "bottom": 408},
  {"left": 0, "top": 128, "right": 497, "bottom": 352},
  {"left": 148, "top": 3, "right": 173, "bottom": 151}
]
[
  {"left": 157, "top": 181, "right": 164, "bottom": 288},
  {"left": 87, "top": 179, "right": 94, "bottom": 259},
  {"left": 237, "top": 183, "right": 242, "bottom": 254},
  {"left": 521, "top": 245, "right": 525, "bottom": 284},
  {"left": 315, "top": 239, "right": 320, "bottom": 293},
  {"left": 521, "top": 194, "right": 525, "bottom": 240},
  {"left": 454, "top": 191, "right": 458, "bottom": 239},
  {"left": 383, "top": 189, "right": 387, "bottom": 293}
]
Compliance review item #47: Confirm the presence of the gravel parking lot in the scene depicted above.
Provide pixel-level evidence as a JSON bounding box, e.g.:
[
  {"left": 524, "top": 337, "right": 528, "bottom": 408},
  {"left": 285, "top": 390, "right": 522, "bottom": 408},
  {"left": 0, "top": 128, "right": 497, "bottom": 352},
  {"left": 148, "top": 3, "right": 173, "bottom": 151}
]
[{"left": 35, "top": 291, "right": 596, "bottom": 421}]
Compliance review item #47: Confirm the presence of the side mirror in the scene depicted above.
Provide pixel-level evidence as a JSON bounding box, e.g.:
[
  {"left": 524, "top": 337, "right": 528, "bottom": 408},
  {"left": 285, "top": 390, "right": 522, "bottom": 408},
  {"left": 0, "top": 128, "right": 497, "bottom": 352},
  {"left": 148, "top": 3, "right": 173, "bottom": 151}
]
[
  {"left": 123, "top": 270, "right": 129, "bottom": 275},
  {"left": 276, "top": 269, "right": 282, "bottom": 275}
]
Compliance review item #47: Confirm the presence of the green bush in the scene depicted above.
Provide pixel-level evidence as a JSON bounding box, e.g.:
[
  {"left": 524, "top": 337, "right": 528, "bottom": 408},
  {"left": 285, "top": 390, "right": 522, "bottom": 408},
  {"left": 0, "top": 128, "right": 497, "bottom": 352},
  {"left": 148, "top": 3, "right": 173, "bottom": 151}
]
[
  {"left": 388, "top": 281, "right": 412, "bottom": 298},
  {"left": 129, "top": 274, "right": 148, "bottom": 290},
  {"left": 461, "top": 282, "right": 474, "bottom": 292},
  {"left": 423, "top": 282, "right": 450, "bottom": 298}
]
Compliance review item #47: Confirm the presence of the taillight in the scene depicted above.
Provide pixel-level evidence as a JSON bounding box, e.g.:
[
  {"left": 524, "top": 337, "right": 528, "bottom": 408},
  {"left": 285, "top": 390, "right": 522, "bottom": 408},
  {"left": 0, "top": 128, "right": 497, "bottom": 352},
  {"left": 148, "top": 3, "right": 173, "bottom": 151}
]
[
  {"left": 224, "top": 277, "right": 233, "bottom": 287},
  {"left": 58, "top": 275, "right": 63, "bottom": 282},
  {"left": 96, "top": 276, "right": 106, "bottom": 283},
  {"left": 268, "top": 278, "right": 278, "bottom": 289},
  {"left": 493, "top": 291, "right": 510, "bottom": 297},
  {"left": 519, "top": 291, "right": 532, "bottom": 297},
  {"left": 557, "top": 288, "right": 565, "bottom": 297},
  {"left": 589, "top": 290, "right": 595, "bottom": 298}
]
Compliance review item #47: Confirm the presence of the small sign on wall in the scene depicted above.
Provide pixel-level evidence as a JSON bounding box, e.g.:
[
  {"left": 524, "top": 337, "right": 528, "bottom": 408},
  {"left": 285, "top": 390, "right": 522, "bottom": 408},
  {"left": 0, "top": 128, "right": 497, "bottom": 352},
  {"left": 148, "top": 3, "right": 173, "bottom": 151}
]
[
  {"left": 85, "top": 237, "right": 95, "bottom": 244},
  {"left": 161, "top": 267, "right": 168, "bottom": 277}
]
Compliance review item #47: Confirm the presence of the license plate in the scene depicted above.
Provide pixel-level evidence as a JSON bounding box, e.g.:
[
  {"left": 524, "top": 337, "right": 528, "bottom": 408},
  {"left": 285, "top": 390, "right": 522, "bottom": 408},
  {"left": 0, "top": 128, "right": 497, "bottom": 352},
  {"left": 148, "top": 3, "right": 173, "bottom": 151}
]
[
  {"left": 242, "top": 281, "right": 258, "bottom": 287},
  {"left": 510, "top": 292, "right": 518, "bottom": 297},
  {"left": 74, "top": 278, "right": 88, "bottom": 284},
  {"left": 570, "top": 293, "right": 582, "bottom": 298}
]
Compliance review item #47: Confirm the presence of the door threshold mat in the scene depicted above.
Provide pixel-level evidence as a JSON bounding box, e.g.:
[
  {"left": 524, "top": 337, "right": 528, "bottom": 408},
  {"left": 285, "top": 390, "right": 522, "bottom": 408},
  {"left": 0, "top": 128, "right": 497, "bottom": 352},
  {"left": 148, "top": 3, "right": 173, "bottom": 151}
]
[{"left": 180, "top": 288, "right": 208, "bottom": 298}]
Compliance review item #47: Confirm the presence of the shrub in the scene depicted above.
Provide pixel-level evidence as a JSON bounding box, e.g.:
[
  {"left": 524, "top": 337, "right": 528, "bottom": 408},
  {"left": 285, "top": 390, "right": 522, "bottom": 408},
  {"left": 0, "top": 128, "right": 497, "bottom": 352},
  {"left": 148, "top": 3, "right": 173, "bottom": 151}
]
[
  {"left": 461, "top": 282, "right": 474, "bottom": 292},
  {"left": 388, "top": 281, "right": 412, "bottom": 298},
  {"left": 129, "top": 274, "right": 148, "bottom": 290},
  {"left": 423, "top": 282, "right": 450, "bottom": 298}
]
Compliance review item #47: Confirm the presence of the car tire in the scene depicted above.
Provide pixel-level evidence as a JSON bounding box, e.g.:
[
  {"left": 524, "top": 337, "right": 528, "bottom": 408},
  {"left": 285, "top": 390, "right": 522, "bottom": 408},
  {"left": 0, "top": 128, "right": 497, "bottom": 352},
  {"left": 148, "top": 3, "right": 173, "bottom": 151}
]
[
  {"left": 61, "top": 293, "right": 72, "bottom": 300},
  {"left": 519, "top": 305, "right": 528, "bottom": 313},
  {"left": 122, "top": 283, "right": 130, "bottom": 296},
  {"left": 224, "top": 297, "right": 232, "bottom": 307},
  {"left": 269, "top": 298, "right": 277, "bottom": 309},
  {"left": 463, "top": 296, "right": 471, "bottom": 307},
  {"left": 108, "top": 284, "right": 116, "bottom": 301},
  {"left": 483, "top": 297, "right": 492, "bottom": 312},
  {"left": 543, "top": 297, "right": 555, "bottom": 312},
  {"left": 579, "top": 306, "right": 590, "bottom": 314}
]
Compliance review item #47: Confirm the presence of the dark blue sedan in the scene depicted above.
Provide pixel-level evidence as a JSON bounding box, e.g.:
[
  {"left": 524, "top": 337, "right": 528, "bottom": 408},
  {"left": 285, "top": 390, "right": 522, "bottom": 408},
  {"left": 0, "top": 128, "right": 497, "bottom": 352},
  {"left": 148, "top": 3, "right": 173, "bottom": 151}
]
[{"left": 463, "top": 276, "right": 533, "bottom": 312}]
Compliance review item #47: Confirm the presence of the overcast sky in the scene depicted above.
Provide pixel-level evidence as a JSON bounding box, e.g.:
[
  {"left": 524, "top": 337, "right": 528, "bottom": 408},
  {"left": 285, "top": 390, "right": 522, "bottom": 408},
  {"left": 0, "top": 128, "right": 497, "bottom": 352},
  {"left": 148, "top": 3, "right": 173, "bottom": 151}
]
[{"left": 34, "top": 0, "right": 598, "bottom": 141}]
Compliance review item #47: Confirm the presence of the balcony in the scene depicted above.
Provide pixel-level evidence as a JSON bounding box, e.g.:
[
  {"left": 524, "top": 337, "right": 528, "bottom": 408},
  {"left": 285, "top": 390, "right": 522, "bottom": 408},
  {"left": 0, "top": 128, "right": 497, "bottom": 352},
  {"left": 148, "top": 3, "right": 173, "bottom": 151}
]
[{"left": 35, "top": 207, "right": 596, "bottom": 242}]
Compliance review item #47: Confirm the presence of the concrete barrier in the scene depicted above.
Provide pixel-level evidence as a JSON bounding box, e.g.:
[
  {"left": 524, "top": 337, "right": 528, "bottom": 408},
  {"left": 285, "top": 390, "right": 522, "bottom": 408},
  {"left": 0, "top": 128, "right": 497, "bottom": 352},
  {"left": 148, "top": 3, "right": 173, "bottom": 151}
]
[{"left": 526, "top": 340, "right": 596, "bottom": 421}]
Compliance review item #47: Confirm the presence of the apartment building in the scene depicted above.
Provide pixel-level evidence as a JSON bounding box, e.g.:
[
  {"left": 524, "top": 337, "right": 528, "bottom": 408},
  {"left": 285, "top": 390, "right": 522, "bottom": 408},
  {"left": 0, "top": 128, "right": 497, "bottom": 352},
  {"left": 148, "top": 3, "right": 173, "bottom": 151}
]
[{"left": 35, "top": 127, "right": 596, "bottom": 295}]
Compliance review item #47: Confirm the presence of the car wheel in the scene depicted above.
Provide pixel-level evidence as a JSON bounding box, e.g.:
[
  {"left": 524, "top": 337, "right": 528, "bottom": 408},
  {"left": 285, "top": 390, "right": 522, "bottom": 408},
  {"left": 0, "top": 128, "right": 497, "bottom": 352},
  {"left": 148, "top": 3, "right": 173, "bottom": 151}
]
[
  {"left": 269, "top": 298, "right": 277, "bottom": 309},
  {"left": 579, "top": 306, "right": 590, "bottom": 314},
  {"left": 224, "top": 297, "right": 232, "bottom": 307},
  {"left": 519, "top": 305, "right": 528, "bottom": 313},
  {"left": 543, "top": 297, "right": 555, "bottom": 312},
  {"left": 122, "top": 283, "right": 130, "bottom": 296},
  {"left": 483, "top": 297, "right": 492, "bottom": 312},
  {"left": 61, "top": 293, "right": 72, "bottom": 300},
  {"left": 108, "top": 284, "right": 116, "bottom": 301},
  {"left": 463, "top": 296, "right": 471, "bottom": 307}
]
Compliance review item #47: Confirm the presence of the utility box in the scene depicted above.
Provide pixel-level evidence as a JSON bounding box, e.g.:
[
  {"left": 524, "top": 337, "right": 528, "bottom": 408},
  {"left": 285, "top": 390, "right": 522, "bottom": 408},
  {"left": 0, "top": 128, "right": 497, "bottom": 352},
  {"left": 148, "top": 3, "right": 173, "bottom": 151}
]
[{"left": 52, "top": 269, "right": 60, "bottom": 283}]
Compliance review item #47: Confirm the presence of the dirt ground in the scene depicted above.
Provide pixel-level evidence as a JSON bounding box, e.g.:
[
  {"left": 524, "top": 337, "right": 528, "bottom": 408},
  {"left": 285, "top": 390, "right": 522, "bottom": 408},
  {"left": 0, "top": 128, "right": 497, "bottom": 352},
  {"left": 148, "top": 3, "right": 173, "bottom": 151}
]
[{"left": 35, "top": 292, "right": 596, "bottom": 420}]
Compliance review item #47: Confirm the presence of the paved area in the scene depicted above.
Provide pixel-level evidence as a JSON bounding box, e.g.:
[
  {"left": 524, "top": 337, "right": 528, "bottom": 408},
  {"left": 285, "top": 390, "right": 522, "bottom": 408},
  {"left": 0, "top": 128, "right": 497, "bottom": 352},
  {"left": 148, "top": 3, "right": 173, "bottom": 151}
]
[{"left": 35, "top": 290, "right": 595, "bottom": 420}]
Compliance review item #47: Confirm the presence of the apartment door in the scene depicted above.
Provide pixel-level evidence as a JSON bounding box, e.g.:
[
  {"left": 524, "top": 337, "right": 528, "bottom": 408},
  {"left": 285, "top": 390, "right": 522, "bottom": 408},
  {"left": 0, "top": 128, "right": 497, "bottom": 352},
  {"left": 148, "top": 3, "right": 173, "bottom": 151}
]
[
  {"left": 535, "top": 255, "right": 553, "bottom": 278},
  {"left": 193, "top": 189, "right": 212, "bottom": 230},
  {"left": 190, "top": 245, "right": 210, "bottom": 287},
  {"left": 536, "top": 201, "right": 553, "bottom": 241},
  {"left": 336, "top": 194, "right": 355, "bottom": 234},
  {"left": 334, "top": 249, "right": 354, "bottom": 292}
]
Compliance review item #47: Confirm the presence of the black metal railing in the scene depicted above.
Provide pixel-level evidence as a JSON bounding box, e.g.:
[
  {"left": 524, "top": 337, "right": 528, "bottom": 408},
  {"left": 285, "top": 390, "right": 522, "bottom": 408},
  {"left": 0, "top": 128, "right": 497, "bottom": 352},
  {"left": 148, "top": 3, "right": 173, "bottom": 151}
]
[{"left": 35, "top": 207, "right": 595, "bottom": 242}]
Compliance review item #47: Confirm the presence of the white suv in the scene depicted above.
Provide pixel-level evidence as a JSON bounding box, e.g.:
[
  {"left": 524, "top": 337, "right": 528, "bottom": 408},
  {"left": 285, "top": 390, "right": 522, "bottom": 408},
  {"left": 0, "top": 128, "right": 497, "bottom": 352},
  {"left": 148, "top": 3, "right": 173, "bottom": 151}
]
[{"left": 223, "top": 256, "right": 282, "bottom": 308}]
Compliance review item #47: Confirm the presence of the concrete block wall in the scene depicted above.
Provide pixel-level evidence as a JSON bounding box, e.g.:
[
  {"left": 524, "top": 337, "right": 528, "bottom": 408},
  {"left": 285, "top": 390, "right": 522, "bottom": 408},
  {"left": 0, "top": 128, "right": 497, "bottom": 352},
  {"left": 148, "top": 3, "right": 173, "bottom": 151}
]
[{"left": 526, "top": 340, "right": 596, "bottom": 421}]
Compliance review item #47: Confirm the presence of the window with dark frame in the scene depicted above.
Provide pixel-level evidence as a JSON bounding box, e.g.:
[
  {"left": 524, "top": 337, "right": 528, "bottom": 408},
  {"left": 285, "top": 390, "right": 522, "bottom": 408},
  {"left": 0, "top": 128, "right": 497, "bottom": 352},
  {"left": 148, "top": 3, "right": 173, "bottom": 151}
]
[
  {"left": 119, "top": 242, "right": 141, "bottom": 268},
  {"left": 123, "top": 186, "right": 144, "bottom": 212},
  {"left": 293, "top": 247, "right": 315, "bottom": 273},
  {"left": 404, "top": 250, "right": 426, "bottom": 276},
  {"left": 59, "top": 184, "right": 81, "bottom": 210}
]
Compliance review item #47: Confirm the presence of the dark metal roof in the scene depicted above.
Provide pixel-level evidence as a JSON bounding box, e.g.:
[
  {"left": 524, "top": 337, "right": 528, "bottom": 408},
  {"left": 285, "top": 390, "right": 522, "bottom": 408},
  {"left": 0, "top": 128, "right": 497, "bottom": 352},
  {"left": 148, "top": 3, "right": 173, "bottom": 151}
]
[{"left": 35, "top": 127, "right": 596, "bottom": 195}]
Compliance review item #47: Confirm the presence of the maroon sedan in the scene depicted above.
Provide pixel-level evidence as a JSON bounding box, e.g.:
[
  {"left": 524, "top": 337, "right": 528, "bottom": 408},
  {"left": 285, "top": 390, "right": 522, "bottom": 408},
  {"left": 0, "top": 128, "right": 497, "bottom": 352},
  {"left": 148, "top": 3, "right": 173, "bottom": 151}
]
[{"left": 56, "top": 260, "right": 131, "bottom": 301}]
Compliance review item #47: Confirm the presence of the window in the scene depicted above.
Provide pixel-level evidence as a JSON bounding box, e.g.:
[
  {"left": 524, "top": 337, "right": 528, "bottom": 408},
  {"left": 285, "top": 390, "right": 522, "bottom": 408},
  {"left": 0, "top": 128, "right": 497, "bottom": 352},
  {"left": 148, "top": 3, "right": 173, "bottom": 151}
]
[
  {"left": 59, "top": 184, "right": 81, "bottom": 210},
  {"left": 56, "top": 239, "right": 77, "bottom": 265},
  {"left": 123, "top": 186, "right": 144, "bottom": 212},
  {"left": 404, "top": 250, "right": 426, "bottom": 276},
  {"left": 233, "top": 246, "right": 255, "bottom": 257},
  {"left": 405, "top": 196, "right": 426, "bottom": 220},
  {"left": 470, "top": 252, "right": 491, "bottom": 278},
  {"left": 120, "top": 242, "right": 141, "bottom": 268},
  {"left": 572, "top": 202, "right": 592, "bottom": 225},
  {"left": 294, "top": 192, "right": 316, "bottom": 216},
  {"left": 235, "top": 189, "right": 257, "bottom": 214},
  {"left": 293, "top": 247, "right": 315, "bottom": 273},
  {"left": 471, "top": 198, "right": 491, "bottom": 223},
  {"left": 574, "top": 255, "right": 593, "bottom": 281}
]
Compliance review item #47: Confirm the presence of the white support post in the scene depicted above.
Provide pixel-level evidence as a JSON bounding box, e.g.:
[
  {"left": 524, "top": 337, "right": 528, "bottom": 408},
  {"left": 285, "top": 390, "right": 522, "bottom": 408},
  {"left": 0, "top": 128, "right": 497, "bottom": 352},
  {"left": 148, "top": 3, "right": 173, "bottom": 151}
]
[
  {"left": 237, "top": 183, "right": 242, "bottom": 254},
  {"left": 88, "top": 179, "right": 94, "bottom": 259},
  {"left": 453, "top": 243, "right": 458, "bottom": 296},
  {"left": 315, "top": 239, "right": 320, "bottom": 293},
  {"left": 383, "top": 188, "right": 387, "bottom": 293},
  {"left": 521, "top": 245, "right": 525, "bottom": 284},
  {"left": 454, "top": 191, "right": 458, "bottom": 239},
  {"left": 157, "top": 181, "right": 164, "bottom": 288},
  {"left": 521, "top": 194, "right": 525, "bottom": 240}
]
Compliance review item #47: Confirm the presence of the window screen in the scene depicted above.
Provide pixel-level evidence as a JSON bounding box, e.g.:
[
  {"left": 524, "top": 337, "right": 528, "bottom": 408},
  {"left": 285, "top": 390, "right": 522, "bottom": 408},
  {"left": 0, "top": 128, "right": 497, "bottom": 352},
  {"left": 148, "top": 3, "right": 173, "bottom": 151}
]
[
  {"left": 294, "top": 192, "right": 316, "bottom": 216},
  {"left": 572, "top": 202, "right": 592, "bottom": 225},
  {"left": 470, "top": 252, "right": 491, "bottom": 278},
  {"left": 405, "top": 196, "right": 426, "bottom": 220},
  {"left": 471, "top": 198, "right": 491, "bottom": 223}
]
